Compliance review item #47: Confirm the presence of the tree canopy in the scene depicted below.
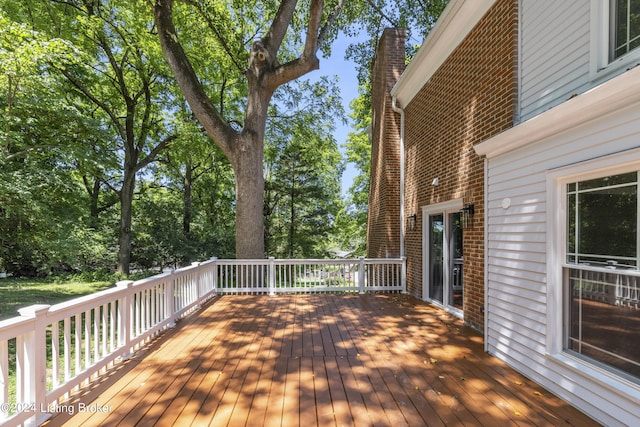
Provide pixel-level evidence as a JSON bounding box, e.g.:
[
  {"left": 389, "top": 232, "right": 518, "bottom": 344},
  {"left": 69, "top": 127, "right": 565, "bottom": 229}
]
[
  {"left": 0, "top": 0, "right": 449, "bottom": 276},
  {"left": 151, "top": 0, "right": 350, "bottom": 259},
  {"left": 0, "top": 0, "right": 359, "bottom": 275}
]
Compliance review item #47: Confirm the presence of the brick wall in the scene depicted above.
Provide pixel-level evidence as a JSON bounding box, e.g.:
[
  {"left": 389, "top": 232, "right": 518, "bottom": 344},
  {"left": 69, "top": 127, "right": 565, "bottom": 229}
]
[
  {"left": 367, "top": 28, "right": 406, "bottom": 259},
  {"left": 403, "top": 0, "right": 518, "bottom": 331}
]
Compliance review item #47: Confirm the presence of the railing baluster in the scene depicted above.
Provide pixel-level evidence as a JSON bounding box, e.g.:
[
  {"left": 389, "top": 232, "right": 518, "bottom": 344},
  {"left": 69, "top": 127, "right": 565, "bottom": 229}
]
[
  {"left": 94, "top": 308, "right": 100, "bottom": 364},
  {"left": 0, "top": 340, "right": 7, "bottom": 419},
  {"left": 52, "top": 320, "right": 60, "bottom": 387},
  {"left": 101, "top": 305, "right": 108, "bottom": 360},
  {"left": 84, "top": 310, "right": 91, "bottom": 371},
  {"left": 142, "top": 288, "right": 146, "bottom": 336},
  {"left": 109, "top": 303, "right": 116, "bottom": 354},
  {"left": 74, "top": 314, "right": 81, "bottom": 376},
  {"left": 64, "top": 317, "right": 71, "bottom": 382},
  {"left": 15, "top": 334, "right": 24, "bottom": 408},
  {"left": 149, "top": 287, "right": 155, "bottom": 327}
]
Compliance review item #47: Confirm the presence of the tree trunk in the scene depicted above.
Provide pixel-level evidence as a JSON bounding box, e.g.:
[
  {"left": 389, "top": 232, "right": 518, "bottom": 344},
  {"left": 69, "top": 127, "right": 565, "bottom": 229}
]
[
  {"left": 233, "top": 133, "right": 265, "bottom": 259},
  {"left": 117, "top": 167, "right": 136, "bottom": 275}
]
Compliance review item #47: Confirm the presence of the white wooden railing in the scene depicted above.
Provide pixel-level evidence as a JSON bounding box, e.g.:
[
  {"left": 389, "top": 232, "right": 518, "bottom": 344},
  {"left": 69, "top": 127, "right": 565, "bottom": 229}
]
[
  {"left": 215, "top": 257, "right": 405, "bottom": 294},
  {"left": 0, "top": 257, "right": 404, "bottom": 426},
  {"left": 567, "top": 265, "right": 640, "bottom": 308}
]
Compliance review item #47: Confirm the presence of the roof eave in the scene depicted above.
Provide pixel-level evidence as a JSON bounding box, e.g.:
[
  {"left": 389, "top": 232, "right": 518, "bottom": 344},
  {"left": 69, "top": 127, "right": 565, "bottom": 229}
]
[{"left": 390, "top": 0, "right": 498, "bottom": 108}]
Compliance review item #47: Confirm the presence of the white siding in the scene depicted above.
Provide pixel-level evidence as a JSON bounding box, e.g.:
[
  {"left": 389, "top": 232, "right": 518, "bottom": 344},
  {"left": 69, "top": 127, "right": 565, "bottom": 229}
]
[
  {"left": 520, "top": 0, "right": 591, "bottom": 121},
  {"left": 485, "top": 101, "right": 640, "bottom": 425}
]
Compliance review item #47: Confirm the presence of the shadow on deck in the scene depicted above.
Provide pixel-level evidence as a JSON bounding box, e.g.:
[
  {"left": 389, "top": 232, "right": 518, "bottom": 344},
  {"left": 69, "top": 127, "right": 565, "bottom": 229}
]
[{"left": 42, "top": 294, "right": 600, "bottom": 426}]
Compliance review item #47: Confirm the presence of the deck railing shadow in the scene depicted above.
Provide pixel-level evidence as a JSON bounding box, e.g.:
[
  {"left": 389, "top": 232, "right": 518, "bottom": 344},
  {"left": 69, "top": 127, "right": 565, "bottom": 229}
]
[{"left": 0, "top": 257, "right": 404, "bottom": 426}]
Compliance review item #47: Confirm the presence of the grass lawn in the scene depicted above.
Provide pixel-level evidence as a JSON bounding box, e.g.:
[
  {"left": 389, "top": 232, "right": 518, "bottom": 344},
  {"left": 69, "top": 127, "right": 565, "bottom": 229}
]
[{"left": 0, "top": 278, "right": 114, "bottom": 321}]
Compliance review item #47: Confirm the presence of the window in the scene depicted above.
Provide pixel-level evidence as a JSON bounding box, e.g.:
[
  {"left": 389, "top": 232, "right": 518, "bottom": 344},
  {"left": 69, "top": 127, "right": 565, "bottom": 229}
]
[
  {"left": 610, "top": 0, "right": 640, "bottom": 60},
  {"left": 565, "top": 171, "right": 640, "bottom": 381},
  {"left": 591, "top": 0, "right": 640, "bottom": 77}
]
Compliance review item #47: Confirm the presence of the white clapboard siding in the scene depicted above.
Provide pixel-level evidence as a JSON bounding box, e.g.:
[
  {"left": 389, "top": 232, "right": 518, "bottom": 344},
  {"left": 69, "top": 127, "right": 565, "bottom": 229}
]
[
  {"left": 485, "top": 96, "right": 640, "bottom": 425},
  {"left": 520, "top": 0, "right": 591, "bottom": 121}
]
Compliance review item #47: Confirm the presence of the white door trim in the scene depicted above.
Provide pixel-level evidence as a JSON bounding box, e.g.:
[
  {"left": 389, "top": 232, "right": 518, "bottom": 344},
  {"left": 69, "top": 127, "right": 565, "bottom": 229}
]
[{"left": 422, "top": 199, "right": 464, "bottom": 312}]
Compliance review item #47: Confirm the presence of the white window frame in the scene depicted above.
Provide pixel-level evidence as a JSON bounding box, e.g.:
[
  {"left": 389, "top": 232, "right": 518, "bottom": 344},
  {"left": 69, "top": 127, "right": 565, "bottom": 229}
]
[
  {"left": 547, "top": 148, "right": 640, "bottom": 391},
  {"left": 590, "top": 0, "right": 640, "bottom": 81}
]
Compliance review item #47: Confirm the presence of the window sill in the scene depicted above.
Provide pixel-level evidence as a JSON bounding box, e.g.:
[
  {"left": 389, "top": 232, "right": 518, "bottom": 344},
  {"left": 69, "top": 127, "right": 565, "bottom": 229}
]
[
  {"left": 547, "top": 351, "right": 640, "bottom": 398},
  {"left": 591, "top": 50, "right": 640, "bottom": 83}
]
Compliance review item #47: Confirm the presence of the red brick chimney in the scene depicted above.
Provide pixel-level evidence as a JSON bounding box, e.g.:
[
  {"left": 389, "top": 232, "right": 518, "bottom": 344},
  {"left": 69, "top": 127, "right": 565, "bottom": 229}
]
[{"left": 367, "top": 28, "right": 406, "bottom": 258}]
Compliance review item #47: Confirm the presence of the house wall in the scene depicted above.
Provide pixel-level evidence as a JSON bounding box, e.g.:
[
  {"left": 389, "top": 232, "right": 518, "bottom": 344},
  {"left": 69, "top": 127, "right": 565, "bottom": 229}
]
[
  {"left": 367, "top": 29, "right": 406, "bottom": 259},
  {"left": 478, "top": 2, "right": 640, "bottom": 423},
  {"left": 482, "top": 81, "right": 640, "bottom": 425},
  {"left": 519, "top": 0, "right": 640, "bottom": 122},
  {"left": 519, "top": 0, "right": 591, "bottom": 121},
  {"left": 403, "top": 0, "right": 518, "bottom": 331}
]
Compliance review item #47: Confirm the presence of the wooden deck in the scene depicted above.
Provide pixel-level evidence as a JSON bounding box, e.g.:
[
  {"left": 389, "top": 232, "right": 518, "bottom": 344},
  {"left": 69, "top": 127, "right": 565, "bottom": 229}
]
[{"left": 42, "top": 294, "right": 600, "bottom": 426}]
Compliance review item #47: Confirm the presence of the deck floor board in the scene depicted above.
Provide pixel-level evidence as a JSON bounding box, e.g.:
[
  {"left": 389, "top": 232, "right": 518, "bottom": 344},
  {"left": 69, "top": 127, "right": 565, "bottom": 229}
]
[{"left": 43, "top": 294, "right": 601, "bottom": 426}]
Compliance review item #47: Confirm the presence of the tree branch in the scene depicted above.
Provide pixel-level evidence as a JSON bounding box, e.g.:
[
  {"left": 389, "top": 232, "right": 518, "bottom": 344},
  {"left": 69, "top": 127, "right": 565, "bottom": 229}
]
[
  {"left": 365, "top": 0, "right": 399, "bottom": 28},
  {"left": 263, "top": 0, "right": 299, "bottom": 59},
  {"left": 3, "top": 145, "right": 44, "bottom": 161},
  {"left": 318, "top": 0, "right": 345, "bottom": 48},
  {"left": 304, "top": 0, "right": 323, "bottom": 59},
  {"left": 136, "top": 64, "right": 153, "bottom": 154},
  {"left": 266, "top": 0, "right": 344, "bottom": 89},
  {"left": 135, "top": 134, "right": 177, "bottom": 173},
  {"left": 152, "top": 0, "right": 236, "bottom": 159},
  {"left": 59, "top": 68, "right": 127, "bottom": 141},
  {"left": 185, "top": 0, "right": 246, "bottom": 73}
]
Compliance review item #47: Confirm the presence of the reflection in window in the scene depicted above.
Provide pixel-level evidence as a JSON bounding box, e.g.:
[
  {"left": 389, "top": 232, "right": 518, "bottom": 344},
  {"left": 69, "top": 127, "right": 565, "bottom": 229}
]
[
  {"left": 565, "top": 171, "right": 640, "bottom": 382},
  {"left": 566, "top": 172, "right": 637, "bottom": 268}
]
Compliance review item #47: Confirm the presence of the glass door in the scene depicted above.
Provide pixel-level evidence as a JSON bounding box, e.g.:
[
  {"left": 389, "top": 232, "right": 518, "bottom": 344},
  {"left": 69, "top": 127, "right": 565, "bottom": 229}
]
[
  {"left": 429, "top": 214, "right": 444, "bottom": 304},
  {"left": 426, "top": 209, "right": 464, "bottom": 316},
  {"left": 449, "top": 212, "right": 464, "bottom": 312}
]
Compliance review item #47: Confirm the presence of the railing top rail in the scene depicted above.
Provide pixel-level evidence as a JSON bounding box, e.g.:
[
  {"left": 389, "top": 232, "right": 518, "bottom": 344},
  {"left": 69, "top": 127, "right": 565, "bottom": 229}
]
[
  {"left": 131, "top": 270, "right": 172, "bottom": 287},
  {"left": 0, "top": 316, "right": 34, "bottom": 342},
  {"left": 214, "top": 257, "right": 404, "bottom": 265},
  {"left": 565, "top": 263, "right": 640, "bottom": 277},
  {"left": 45, "top": 286, "right": 124, "bottom": 321},
  {"left": 362, "top": 258, "right": 405, "bottom": 264}
]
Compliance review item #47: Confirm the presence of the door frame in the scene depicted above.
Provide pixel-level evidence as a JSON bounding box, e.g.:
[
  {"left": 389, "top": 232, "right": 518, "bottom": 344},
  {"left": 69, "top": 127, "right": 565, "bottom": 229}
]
[{"left": 422, "top": 198, "right": 464, "bottom": 318}]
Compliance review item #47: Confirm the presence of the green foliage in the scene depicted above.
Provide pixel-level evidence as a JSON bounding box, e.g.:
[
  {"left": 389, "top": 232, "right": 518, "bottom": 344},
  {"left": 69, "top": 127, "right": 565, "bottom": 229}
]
[
  {"left": 265, "top": 77, "right": 345, "bottom": 258},
  {"left": 0, "top": 0, "right": 442, "bottom": 277}
]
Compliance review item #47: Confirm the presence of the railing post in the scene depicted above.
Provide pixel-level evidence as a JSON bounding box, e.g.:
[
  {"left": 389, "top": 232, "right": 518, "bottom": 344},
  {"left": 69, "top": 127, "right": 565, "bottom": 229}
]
[
  {"left": 167, "top": 270, "right": 176, "bottom": 328},
  {"left": 210, "top": 257, "right": 218, "bottom": 295},
  {"left": 192, "top": 262, "right": 202, "bottom": 308},
  {"left": 358, "top": 257, "right": 366, "bottom": 294},
  {"left": 401, "top": 257, "right": 408, "bottom": 294},
  {"left": 269, "top": 257, "right": 276, "bottom": 296},
  {"left": 17, "top": 304, "right": 50, "bottom": 425},
  {"left": 116, "top": 281, "right": 134, "bottom": 360}
]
